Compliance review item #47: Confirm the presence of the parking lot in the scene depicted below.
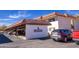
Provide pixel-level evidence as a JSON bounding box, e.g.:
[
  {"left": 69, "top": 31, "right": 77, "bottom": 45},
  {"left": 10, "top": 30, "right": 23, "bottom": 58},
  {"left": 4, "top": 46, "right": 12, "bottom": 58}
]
[
  {"left": 0, "top": 39, "right": 78, "bottom": 48},
  {"left": 0, "top": 33, "right": 79, "bottom": 48}
]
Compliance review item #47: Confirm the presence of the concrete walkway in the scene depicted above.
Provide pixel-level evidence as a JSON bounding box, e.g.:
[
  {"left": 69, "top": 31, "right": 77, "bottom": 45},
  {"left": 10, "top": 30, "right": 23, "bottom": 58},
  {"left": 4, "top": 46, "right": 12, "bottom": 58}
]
[{"left": 3, "top": 33, "right": 24, "bottom": 41}]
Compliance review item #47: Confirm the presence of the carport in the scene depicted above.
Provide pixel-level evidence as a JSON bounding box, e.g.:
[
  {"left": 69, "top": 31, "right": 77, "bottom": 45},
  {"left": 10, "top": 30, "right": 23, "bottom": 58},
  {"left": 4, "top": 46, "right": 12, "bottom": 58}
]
[
  {"left": 5, "top": 19, "right": 26, "bottom": 36},
  {"left": 5, "top": 19, "right": 50, "bottom": 39}
]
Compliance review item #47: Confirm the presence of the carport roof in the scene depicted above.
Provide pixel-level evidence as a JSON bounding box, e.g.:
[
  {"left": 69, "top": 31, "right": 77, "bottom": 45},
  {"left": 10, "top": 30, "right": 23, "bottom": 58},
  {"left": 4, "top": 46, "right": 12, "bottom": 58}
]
[{"left": 5, "top": 19, "right": 50, "bottom": 30}]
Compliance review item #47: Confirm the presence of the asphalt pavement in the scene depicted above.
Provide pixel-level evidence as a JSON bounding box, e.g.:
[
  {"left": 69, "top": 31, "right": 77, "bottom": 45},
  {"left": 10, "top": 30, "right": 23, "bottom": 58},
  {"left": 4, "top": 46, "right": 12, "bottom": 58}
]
[{"left": 0, "top": 33, "right": 79, "bottom": 48}]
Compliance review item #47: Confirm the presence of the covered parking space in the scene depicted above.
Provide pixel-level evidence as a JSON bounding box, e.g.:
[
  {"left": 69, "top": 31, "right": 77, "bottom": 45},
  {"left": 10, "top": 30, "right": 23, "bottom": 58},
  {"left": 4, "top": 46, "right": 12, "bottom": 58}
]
[
  {"left": 5, "top": 19, "right": 50, "bottom": 39},
  {"left": 5, "top": 19, "right": 26, "bottom": 36}
]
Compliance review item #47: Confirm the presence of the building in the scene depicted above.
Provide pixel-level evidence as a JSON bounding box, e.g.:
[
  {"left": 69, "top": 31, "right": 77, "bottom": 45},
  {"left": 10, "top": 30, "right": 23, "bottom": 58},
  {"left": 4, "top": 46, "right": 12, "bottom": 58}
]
[
  {"left": 72, "top": 17, "right": 79, "bottom": 30},
  {"left": 5, "top": 19, "right": 50, "bottom": 39},
  {"left": 36, "top": 12, "right": 77, "bottom": 34},
  {"left": 5, "top": 12, "right": 79, "bottom": 39}
]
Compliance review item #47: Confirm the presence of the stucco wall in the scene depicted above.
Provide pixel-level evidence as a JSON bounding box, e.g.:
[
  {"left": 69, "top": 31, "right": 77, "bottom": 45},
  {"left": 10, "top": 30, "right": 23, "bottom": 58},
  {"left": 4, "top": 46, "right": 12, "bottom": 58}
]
[
  {"left": 48, "top": 16, "right": 71, "bottom": 34},
  {"left": 48, "top": 21, "right": 59, "bottom": 34},
  {"left": 58, "top": 16, "right": 71, "bottom": 30},
  {"left": 25, "top": 25, "right": 48, "bottom": 39},
  {"left": 74, "top": 20, "right": 79, "bottom": 30}
]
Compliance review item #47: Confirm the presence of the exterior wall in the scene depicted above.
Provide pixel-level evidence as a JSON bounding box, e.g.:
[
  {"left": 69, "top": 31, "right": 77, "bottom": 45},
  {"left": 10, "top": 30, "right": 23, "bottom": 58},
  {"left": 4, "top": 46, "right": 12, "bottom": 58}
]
[
  {"left": 58, "top": 16, "right": 71, "bottom": 30},
  {"left": 25, "top": 25, "right": 48, "bottom": 39},
  {"left": 48, "top": 21, "right": 59, "bottom": 34},
  {"left": 48, "top": 16, "right": 71, "bottom": 34},
  {"left": 74, "top": 20, "right": 79, "bottom": 30}
]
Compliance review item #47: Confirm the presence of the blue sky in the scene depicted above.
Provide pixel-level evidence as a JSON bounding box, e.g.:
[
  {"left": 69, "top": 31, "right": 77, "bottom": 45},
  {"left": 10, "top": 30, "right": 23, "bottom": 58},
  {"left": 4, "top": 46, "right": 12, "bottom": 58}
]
[{"left": 0, "top": 10, "right": 79, "bottom": 26}]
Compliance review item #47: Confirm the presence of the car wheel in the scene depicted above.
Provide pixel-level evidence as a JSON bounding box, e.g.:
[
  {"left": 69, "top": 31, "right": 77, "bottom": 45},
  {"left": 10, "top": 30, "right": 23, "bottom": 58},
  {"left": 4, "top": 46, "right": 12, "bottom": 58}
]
[
  {"left": 68, "top": 37, "right": 72, "bottom": 41},
  {"left": 64, "top": 37, "right": 68, "bottom": 42},
  {"left": 52, "top": 38, "right": 60, "bottom": 42}
]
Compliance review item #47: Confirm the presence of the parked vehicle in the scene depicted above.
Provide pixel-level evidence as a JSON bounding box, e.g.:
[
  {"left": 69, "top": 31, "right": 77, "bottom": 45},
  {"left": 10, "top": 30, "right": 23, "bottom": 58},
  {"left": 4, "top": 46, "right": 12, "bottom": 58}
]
[
  {"left": 9, "top": 32, "right": 13, "bottom": 35},
  {"left": 51, "top": 29, "right": 72, "bottom": 42},
  {"left": 72, "top": 30, "right": 79, "bottom": 45}
]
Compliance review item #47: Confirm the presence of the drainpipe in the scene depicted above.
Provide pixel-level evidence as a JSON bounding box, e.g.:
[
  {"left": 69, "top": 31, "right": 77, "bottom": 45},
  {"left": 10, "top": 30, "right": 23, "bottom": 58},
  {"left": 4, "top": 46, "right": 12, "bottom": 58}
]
[
  {"left": 71, "top": 19, "right": 74, "bottom": 31},
  {"left": 16, "top": 27, "right": 18, "bottom": 36},
  {"left": 16, "top": 27, "right": 19, "bottom": 39}
]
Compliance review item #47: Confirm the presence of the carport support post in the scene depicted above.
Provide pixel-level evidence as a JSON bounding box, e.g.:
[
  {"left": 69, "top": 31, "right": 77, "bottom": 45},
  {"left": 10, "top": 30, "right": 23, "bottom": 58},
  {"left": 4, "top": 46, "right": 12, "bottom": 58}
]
[
  {"left": 25, "top": 25, "right": 27, "bottom": 40},
  {"left": 16, "top": 27, "right": 18, "bottom": 37}
]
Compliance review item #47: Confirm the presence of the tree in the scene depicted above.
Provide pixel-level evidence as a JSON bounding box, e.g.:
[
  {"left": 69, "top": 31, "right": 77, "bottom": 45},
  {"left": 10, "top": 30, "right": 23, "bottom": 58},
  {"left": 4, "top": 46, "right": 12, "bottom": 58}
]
[
  {"left": 0, "top": 25, "right": 7, "bottom": 31},
  {"left": 74, "top": 14, "right": 79, "bottom": 18}
]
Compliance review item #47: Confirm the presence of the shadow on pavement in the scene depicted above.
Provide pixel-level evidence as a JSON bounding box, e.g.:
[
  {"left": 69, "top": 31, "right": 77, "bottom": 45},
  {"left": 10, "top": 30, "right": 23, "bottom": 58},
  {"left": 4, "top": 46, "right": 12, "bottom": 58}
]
[
  {"left": 59, "top": 40, "right": 75, "bottom": 43},
  {"left": 0, "top": 34, "right": 13, "bottom": 44},
  {"left": 29, "top": 37, "right": 50, "bottom": 40}
]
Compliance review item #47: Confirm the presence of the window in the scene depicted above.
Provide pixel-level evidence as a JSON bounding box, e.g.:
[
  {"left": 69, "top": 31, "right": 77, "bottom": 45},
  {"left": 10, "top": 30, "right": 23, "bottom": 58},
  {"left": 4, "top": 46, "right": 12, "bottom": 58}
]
[{"left": 48, "top": 18, "right": 55, "bottom": 22}]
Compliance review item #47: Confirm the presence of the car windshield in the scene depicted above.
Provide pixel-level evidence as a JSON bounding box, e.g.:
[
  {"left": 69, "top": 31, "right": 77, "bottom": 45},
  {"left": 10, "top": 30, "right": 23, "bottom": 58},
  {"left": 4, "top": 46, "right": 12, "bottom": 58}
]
[
  {"left": 60, "top": 30, "right": 71, "bottom": 34},
  {"left": 52, "top": 29, "right": 71, "bottom": 34}
]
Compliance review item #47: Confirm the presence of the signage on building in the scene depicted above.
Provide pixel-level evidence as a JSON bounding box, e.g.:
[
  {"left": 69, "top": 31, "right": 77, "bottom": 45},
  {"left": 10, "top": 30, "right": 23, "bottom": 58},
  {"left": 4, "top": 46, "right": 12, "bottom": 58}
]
[{"left": 34, "top": 27, "right": 42, "bottom": 32}]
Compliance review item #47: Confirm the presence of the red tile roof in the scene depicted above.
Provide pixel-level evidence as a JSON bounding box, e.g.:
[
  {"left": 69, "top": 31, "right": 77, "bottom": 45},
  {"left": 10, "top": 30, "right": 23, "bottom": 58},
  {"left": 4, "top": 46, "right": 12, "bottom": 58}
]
[
  {"left": 36, "top": 12, "right": 77, "bottom": 20},
  {"left": 23, "top": 19, "right": 50, "bottom": 25},
  {"left": 5, "top": 19, "right": 50, "bottom": 30}
]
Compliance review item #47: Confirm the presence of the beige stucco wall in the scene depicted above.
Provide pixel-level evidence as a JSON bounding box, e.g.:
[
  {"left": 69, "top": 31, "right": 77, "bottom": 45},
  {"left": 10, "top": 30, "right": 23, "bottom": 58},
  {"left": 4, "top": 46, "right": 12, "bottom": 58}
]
[
  {"left": 58, "top": 16, "right": 71, "bottom": 30},
  {"left": 74, "top": 20, "right": 79, "bottom": 30},
  {"left": 48, "top": 16, "right": 72, "bottom": 34}
]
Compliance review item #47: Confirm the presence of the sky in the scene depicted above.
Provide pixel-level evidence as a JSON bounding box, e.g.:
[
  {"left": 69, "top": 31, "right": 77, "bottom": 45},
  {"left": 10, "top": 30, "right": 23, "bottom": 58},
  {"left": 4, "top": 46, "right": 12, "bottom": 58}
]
[{"left": 0, "top": 10, "right": 79, "bottom": 26}]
